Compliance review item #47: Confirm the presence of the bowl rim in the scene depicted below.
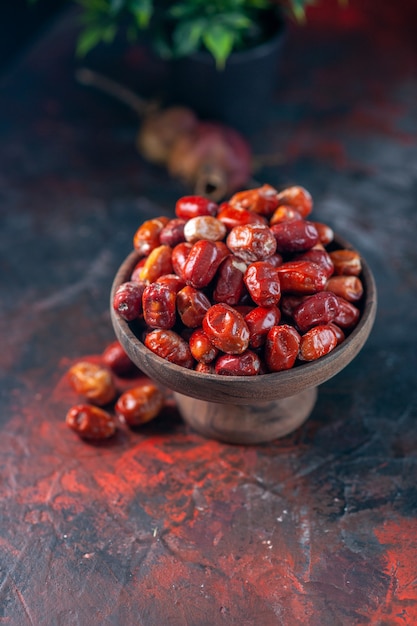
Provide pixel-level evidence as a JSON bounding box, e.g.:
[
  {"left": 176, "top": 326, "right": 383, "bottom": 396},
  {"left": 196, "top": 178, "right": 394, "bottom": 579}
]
[{"left": 110, "top": 234, "right": 377, "bottom": 404}]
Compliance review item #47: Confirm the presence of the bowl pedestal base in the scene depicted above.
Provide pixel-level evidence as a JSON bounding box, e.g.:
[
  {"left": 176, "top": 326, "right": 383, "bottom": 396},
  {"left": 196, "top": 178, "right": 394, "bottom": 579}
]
[{"left": 174, "top": 386, "right": 318, "bottom": 444}]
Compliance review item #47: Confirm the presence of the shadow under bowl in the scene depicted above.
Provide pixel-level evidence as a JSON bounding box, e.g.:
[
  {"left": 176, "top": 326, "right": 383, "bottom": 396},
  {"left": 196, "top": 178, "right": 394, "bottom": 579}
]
[{"left": 110, "top": 235, "right": 377, "bottom": 443}]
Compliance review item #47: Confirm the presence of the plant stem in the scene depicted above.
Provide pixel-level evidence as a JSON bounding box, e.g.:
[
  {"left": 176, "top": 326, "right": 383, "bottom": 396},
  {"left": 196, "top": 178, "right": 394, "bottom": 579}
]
[{"left": 75, "top": 67, "right": 159, "bottom": 117}]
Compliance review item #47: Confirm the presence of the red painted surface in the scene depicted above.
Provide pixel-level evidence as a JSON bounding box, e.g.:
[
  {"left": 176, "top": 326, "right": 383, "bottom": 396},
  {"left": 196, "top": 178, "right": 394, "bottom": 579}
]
[
  {"left": 0, "top": 346, "right": 414, "bottom": 623},
  {"left": 372, "top": 520, "right": 417, "bottom": 623},
  {"left": 1, "top": 0, "right": 417, "bottom": 623}
]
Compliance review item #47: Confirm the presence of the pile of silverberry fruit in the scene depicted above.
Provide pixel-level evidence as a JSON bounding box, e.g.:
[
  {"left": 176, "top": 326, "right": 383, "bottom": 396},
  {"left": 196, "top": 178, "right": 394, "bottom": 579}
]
[
  {"left": 65, "top": 342, "right": 168, "bottom": 440},
  {"left": 113, "top": 184, "right": 364, "bottom": 377}
]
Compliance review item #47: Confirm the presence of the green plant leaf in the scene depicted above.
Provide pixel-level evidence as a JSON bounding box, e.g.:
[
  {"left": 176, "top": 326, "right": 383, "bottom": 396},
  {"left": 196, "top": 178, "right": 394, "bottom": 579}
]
[
  {"left": 76, "top": 26, "right": 107, "bottom": 56},
  {"left": 101, "top": 24, "right": 117, "bottom": 42},
  {"left": 172, "top": 19, "right": 206, "bottom": 56},
  {"left": 219, "top": 12, "right": 252, "bottom": 29},
  {"left": 289, "top": 0, "right": 317, "bottom": 22},
  {"left": 109, "top": 0, "right": 125, "bottom": 12},
  {"left": 76, "top": 0, "right": 110, "bottom": 11},
  {"left": 244, "top": 0, "right": 270, "bottom": 8},
  {"left": 129, "top": 0, "right": 153, "bottom": 28},
  {"left": 203, "top": 24, "right": 235, "bottom": 70},
  {"left": 170, "top": 4, "right": 196, "bottom": 19},
  {"left": 152, "top": 35, "right": 174, "bottom": 60}
]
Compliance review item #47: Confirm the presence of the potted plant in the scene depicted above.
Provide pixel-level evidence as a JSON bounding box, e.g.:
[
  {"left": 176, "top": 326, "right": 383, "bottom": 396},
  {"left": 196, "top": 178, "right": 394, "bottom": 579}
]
[
  {"left": 32, "top": 1, "right": 345, "bottom": 128},
  {"left": 73, "top": 1, "right": 331, "bottom": 70}
]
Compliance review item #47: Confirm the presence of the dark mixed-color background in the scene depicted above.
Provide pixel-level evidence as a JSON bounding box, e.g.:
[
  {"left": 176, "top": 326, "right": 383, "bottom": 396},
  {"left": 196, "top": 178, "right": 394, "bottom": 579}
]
[{"left": 1, "top": 1, "right": 417, "bottom": 624}]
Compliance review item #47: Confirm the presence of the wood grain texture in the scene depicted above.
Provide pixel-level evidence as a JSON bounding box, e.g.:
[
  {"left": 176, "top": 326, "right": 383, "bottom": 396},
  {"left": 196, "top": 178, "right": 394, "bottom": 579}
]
[{"left": 174, "top": 387, "right": 318, "bottom": 443}]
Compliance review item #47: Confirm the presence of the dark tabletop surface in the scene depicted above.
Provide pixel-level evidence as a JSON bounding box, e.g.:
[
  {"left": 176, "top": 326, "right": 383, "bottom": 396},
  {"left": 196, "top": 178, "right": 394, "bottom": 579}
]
[{"left": 1, "top": 1, "right": 417, "bottom": 624}]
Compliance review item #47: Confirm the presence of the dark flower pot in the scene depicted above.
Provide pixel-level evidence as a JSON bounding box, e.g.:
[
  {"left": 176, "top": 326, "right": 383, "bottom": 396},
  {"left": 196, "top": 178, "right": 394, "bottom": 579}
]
[{"left": 166, "top": 15, "right": 287, "bottom": 133}]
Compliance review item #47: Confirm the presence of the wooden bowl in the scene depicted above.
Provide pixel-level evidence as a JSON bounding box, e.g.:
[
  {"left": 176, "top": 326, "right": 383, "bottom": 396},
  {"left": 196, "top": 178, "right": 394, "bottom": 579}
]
[{"left": 110, "top": 236, "right": 377, "bottom": 444}]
